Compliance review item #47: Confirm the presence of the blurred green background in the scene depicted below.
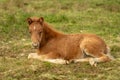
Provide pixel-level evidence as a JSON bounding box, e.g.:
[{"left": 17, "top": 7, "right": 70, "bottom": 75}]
[{"left": 0, "top": 0, "right": 120, "bottom": 80}]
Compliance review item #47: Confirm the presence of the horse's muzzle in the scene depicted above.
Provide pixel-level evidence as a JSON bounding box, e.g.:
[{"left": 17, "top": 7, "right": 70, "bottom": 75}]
[{"left": 32, "top": 43, "right": 39, "bottom": 49}]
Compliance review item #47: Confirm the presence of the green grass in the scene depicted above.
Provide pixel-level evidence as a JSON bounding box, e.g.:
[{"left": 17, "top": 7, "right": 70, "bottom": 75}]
[{"left": 0, "top": 0, "right": 120, "bottom": 80}]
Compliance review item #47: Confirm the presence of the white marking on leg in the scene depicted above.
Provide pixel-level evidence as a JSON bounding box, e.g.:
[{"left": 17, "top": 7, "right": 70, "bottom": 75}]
[
  {"left": 33, "top": 26, "right": 36, "bottom": 30},
  {"left": 72, "top": 58, "right": 97, "bottom": 66},
  {"left": 73, "top": 58, "right": 90, "bottom": 63},
  {"left": 28, "top": 53, "right": 44, "bottom": 60},
  {"left": 28, "top": 53, "right": 69, "bottom": 64},
  {"left": 89, "top": 58, "right": 97, "bottom": 67},
  {"left": 43, "top": 59, "right": 68, "bottom": 64}
]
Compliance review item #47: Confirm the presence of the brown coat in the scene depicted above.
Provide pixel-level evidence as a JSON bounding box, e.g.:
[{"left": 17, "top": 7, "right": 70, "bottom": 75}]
[{"left": 27, "top": 17, "right": 113, "bottom": 66}]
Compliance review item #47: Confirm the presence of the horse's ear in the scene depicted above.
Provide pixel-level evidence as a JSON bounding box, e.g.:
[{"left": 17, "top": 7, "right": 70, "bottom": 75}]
[
  {"left": 39, "top": 17, "right": 44, "bottom": 24},
  {"left": 27, "top": 18, "right": 33, "bottom": 25}
]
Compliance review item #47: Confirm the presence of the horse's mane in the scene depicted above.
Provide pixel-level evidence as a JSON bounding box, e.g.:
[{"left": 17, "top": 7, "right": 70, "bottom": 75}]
[{"left": 43, "top": 22, "right": 66, "bottom": 37}]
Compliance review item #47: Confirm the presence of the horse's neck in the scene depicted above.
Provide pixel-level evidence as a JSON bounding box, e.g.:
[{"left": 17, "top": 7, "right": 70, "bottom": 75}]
[
  {"left": 43, "top": 22, "right": 64, "bottom": 39},
  {"left": 39, "top": 22, "right": 64, "bottom": 48},
  {"left": 39, "top": 22, "right": 66, "bottom": 49}
]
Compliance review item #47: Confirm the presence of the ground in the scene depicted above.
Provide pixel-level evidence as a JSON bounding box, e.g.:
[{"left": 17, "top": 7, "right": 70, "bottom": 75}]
[{"left": 0, "top": 0, "right": 120, "bottom": 80}]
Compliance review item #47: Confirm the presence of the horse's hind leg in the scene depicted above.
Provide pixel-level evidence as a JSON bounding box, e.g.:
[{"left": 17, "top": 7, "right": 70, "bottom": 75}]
[
  {"left": 72, "top": 54, "right": 111, "bottom": 66},
  {"left": 73, "top": 46, "right": 112, "bottom": 66},
  {"left": 83, "top": 49, "right": 112, "bottom": 66},
  {"left": 88, "top": 54, "right": 111, "bottom": 66},
  {"left": 71, "top": 58, "right": 97, "bottom": 66},
  {"left": 91, "top": 53, "right": 112, "bottom": 63}
]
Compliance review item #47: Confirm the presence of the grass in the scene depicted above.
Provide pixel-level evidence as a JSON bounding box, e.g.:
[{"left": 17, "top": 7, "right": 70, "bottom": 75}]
[{"left": 0, "top": 0, "right": 120, "bottom": 80}]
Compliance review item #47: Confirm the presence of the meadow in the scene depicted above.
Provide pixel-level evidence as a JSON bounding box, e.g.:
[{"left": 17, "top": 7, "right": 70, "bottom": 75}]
[{"left": 0, "top": 0, "right": 120, "bottom": 80}]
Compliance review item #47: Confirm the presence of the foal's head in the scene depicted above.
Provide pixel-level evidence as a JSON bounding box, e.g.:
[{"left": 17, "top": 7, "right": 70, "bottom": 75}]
[{"left": 27, "top": 17, "right": 44, "bottom": 49}]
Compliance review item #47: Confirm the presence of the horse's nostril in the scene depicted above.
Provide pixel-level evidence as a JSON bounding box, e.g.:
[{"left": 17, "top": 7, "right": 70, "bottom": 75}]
[{"left": 32, "top": 43, "right": 39, "bottom": 48}]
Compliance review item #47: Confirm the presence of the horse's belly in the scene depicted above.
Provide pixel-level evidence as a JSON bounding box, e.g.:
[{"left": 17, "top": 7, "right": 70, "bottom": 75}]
[
  {"left": 57, "top": 37, "right": 84, "bottom": 60},
  {"left": 63, "top": 43, "right": 84, "bottom": 60},
  {"left": 40, "top": 36, "right": 84, "bottom": 60}
]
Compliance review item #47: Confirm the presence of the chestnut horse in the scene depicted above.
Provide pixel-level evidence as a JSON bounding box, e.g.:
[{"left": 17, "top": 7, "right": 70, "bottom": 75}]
[{"left": 27, "top": 17, "right": 113, "bottom": 66}]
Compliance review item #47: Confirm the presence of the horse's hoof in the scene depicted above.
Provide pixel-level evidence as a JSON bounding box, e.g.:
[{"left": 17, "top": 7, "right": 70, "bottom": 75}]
[
  {"left": 28, "top": 54, "right": 32, "bottom": 59},
  {"left": 89, "top": 58, "right": 97, "bottom": 67},
  {"left": 65, "top": 60, "right": 69, "bottom": 64},
  {"left": 28, "top": 53, "right": 35, "bottom": 59},
  {"left": 69, "top": 60, "right": 75, "bottom": 63}
]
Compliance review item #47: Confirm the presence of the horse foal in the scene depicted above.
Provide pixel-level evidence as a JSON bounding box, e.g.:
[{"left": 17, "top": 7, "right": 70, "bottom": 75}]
[{"left": 26, "top": 17, "right": 114, "bottom": 66}]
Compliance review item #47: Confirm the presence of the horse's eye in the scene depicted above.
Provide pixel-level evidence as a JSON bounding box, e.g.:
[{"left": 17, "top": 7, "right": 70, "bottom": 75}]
[
  {"left": 39, "top": 30, "right": 43, "bottom": 34},
  {"left": 39, "top": 32, "right": 42, "bottom": 34},
  {"left": 29, "top": 31, "right": 32, "bottom": 34}
]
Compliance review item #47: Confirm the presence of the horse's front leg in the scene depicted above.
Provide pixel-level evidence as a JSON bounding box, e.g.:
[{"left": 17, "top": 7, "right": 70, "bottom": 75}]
[
  {"left": 28, "top": 53, "right": 69, "bottom": 64},
  {"left": 43, "top": 59, "right": 69, "bottom": 64},
  {"left": 28, "top": 53, "right": 45, "bottom": 60}
]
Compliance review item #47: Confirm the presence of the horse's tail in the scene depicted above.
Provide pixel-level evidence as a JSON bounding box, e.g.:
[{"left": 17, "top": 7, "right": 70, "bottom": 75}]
[{"left": 106, "top": 46, "right": 115, "bottom": 60}]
